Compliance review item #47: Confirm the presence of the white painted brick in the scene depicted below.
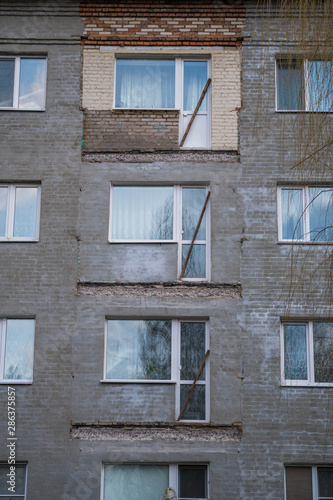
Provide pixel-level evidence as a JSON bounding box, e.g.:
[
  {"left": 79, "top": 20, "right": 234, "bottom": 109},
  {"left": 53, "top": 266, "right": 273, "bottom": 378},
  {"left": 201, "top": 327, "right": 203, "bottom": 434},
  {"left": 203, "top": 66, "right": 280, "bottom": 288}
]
[
  {"left": 82, "top": 47, "right": 114, "bottom": 110},
  {"left": 211, "top": 48, "right": 241, "bottom": 150}
]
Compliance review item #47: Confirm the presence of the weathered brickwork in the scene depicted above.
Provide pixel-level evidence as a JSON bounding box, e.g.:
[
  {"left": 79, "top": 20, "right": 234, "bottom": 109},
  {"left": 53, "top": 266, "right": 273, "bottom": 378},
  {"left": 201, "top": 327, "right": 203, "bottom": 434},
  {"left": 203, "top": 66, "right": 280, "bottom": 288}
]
[
  {"left": 82, "top": 46, "right": 242, "bottom": 151},
  {"left": 80, "top": 0, "right": 245, "bottom": 46},
  {"left": 83, "top": 109, "right": 179, "bottom": 151}
]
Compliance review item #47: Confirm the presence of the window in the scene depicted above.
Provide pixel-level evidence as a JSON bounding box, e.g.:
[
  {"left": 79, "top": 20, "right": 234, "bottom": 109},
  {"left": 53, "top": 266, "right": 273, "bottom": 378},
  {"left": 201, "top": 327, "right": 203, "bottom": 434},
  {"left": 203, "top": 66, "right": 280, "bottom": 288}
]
[
  {"left": 104, "top": 319, "right": 209, "bottom": 421},
  {"left": 0, "top": 464, "right": 27, "bottom": 499},
  {"left": 276, "top": 58, "right": 332, "bottom": 111},
  {"left": 285, "top": 466, "right": 333, "bottom": 500},
  {"left": 0, "top": 319, "right": 35, "bottom": 383},
  {"left": 109, "top": 185, "right": 210, "bottom": 280},
  {"left": 281, "top": 321, "right": 333, "bottom": 386},
  {"left": 0, "top": 185, "right": 41, "bottom": 241},
  {"left": 278, "top": 186, "right": 333, "bottom": 242},
  {"left": 103, "top": 464, "right": 208, "bottom": 500},
  {"left": 0, "top": 56, "right": 46, "bottom": 110},
  {"left": 115, "top": 59, "right": 176, "bottom": 109},
  {"left": 115, "top": 57, "right": 210, "bottom": 148}
]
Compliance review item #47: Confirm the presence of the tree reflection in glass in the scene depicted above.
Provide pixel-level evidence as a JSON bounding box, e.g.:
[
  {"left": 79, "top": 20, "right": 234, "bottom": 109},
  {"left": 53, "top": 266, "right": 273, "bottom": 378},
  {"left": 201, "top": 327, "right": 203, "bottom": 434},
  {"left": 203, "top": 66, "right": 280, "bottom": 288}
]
[
  {"left": 106, "top": 320, "right": 172, "bottom": 380},
  {"left": 180, "top": 322, "right": 206, "bottom": 420},
  {"left": 284, "top": 324, "right": 307, "bottom": 380},
  {"left": 4, "top": 319, "right": 34, "bottom": 380},
  {"left": 182, "top": 188, "right": 207, "bottom": 278},
  {"left": 313, "top": 322, "right": 333, "bottom": 383}
]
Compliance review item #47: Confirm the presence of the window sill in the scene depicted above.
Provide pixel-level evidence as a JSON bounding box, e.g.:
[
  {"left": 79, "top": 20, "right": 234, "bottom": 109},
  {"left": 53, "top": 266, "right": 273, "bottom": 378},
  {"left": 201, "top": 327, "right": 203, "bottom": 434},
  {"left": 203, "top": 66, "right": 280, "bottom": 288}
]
[
  {"left": 277, "top": 240, "right": 333, "bottom": 245},
  {"left": 108, "top": 240, "right": 178, "bottom": 244},
  {"left": 179, "top": 419, "right": 210, "bottom": 424},
  {"left": 0, "top": 380, "right": 32, "bottom": 384},
  {"left": 0, "top": 108, "right": 45, "bottom": 112},
  {"left": 275, "top": 109, "right": 333, "bottom": 113},
  {"left": 112, "top": 107, "right": 180, "bottom": 112},
  {"left": 282, "top": 382, "right": 333, "bottom": 387},
  {"left": 101, "top": 380, "right": 176, "bottom": 384},
  {"left": 0, "top": 239, "right": 39, "bottom": 243}
]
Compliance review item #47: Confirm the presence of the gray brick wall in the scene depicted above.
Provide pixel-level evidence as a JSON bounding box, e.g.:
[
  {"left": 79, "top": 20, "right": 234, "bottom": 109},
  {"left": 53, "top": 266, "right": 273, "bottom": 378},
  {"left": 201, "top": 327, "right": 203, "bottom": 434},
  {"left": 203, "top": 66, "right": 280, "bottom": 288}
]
[
  {"left": 238, "top": 2, "right": 333, "bottom": 498},
  {"left": 0, "top": 1, "right": 83, "bottom": 498},
  {"left": 2, "top": 1, "right": 332, "bottom": 499}
]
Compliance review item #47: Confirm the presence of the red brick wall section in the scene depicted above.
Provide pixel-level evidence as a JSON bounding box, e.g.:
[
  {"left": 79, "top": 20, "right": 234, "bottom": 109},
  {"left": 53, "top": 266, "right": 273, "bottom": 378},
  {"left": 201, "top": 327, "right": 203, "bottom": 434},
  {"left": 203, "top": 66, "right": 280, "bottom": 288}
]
[
  {"left": 83, "top": 109, "right": 180, "bottom": 151},
  {"left": 80, "top": 0, "right": 245, "bottom": 46}
]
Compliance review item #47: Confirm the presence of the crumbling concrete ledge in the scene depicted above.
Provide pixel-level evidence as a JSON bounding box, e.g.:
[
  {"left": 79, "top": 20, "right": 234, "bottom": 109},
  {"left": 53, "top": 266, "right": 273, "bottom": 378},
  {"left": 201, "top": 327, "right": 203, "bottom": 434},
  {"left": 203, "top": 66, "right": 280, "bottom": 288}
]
[
  {"left": 82, "top": 150, "right": 240, "bottom": 163},
  {"left": 77, "top": 282, "right": 242, "bottom": 299},
  {"left": 70, "top": 421, "right": 242, "bottom": 442}
]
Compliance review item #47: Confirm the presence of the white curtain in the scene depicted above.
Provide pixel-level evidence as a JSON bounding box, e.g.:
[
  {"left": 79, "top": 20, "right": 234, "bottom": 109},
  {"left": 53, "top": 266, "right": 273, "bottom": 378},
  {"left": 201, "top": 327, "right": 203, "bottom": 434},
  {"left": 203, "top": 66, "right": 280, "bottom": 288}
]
[
  {"left": 183, "top": 61, "right": 207, "bottom": 111},
  {"left": 112, "top": 186, "right": 173, "bottom": 240},
  {"left": 115, "top": 59, "right": 175, "bottom": 108},
  {"left": 104, "top": 465, "right": 169, "bottom": 500}
]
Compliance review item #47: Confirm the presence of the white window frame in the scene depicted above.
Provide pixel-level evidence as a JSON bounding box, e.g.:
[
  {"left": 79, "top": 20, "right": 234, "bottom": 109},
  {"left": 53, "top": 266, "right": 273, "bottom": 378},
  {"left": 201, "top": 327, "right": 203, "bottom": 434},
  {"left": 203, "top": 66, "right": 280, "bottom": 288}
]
[
  {"left": 281, "top": 321, "right": 333, "bottom": 387},
  {"left": 285, "top": 465, "right": 333, "bottom": 500},
  {"left": 103, "top": 319, "right": 210, "bottom": 423},
  {"left": 0, "top": 184, "right": 41, "bottom": 242},
  {"left": 277, "top": 185, "right": 333, "bottom": 243},
  {"left": 0, "top": 318, "right": 35, "bottom": 384},
  {"left": 113, "top": 56, "right": 211, "bottom": 111},
  {"left": 0, "top": 56, "right": 47, "bottom": 111},
  {"left": 178, "top": 58, "right": 211, "bottom": 149},
  {"left": 109, "top": 184, "right": 211, "bottom": 281},
  {"left": 275, "top": 58, "right": 333, "bottom": 112},
  {"left": 101, "top": 463, "right": 209, "bottom": 500},
  {"left": 0, "top": 463, "right": 28, "bottom": 498}
]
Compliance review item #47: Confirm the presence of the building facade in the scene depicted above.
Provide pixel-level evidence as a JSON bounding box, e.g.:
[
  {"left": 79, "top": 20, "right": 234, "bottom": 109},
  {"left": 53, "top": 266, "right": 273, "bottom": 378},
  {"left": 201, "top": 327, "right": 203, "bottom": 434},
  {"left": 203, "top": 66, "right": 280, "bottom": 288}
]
[{"left": 0, "top": 1, "right": 332, "bottom": 498}]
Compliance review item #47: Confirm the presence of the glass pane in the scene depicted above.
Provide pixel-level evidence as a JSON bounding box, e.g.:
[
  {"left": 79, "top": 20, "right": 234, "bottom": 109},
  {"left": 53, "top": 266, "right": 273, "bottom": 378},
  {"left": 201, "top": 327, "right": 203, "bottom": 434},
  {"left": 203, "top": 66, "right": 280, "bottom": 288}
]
[
  {"left": 309, "top": 188, "right": 333, "bottom": 241},
  {"left": 179, "top": 466, "right": 206, "bottom": 499},
  {"left": 115, "top": 59, "right": 175, "bottom": 109},
  {"left": 318, "top": 467, "right": 333, "bottom": 497},
  {"left": 183, "top": 61, "right": 207, "bottom": 112},
  {"left": 181, "top": 322, "right": 206, "bottom": 381},
  {"left": 281, "top": 189, "right": 303, "bottom": 240},
  {"left": 0, "top": 464, "right": 26, "bottom": 495},
  {"left": 182, "top": 244, "right": 206, "bottom": 278},
  {"left": 0, "top": 59, "right": 14, "bottom": 107},
  {"left": 19, "top": 58, "right": 46, "bottom": 110},
  {"left": 4, "top": 319, "right": 34, "bottom": 380},
  {"left": 277, "top": 59, "right": 304, "bottom": 110},
  {"left": 285, "top": 467, "right": 313, "bottom": 500},
  {"left": 112, "top": 186, "right": 173, "bottom": 240},
  {"left": 104, "top": 464, "right": 168, "bottom": 500},
  {"left": 313, "top": 322, "right": 333, "bottom": 383},
  {"left": 182, "top": 188, "right": 206, "bottom": 240},
  {"left": 308, "top": 61, "right": 332, "bottom": 112},
  {"left": 180, "top": 384, "right": 205, "bottom": 420},
  {"left": 106, "top": 320, "right": 171, "bottom": 380},
  {"left": 0, "top": 187, "right": 8, "bottom": 237},
  {"left": 13, "top": 187, "right": 38, "bottom": 238},
  {"left": 284, "top": 324, "right": 307, "bottom": 380}
]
